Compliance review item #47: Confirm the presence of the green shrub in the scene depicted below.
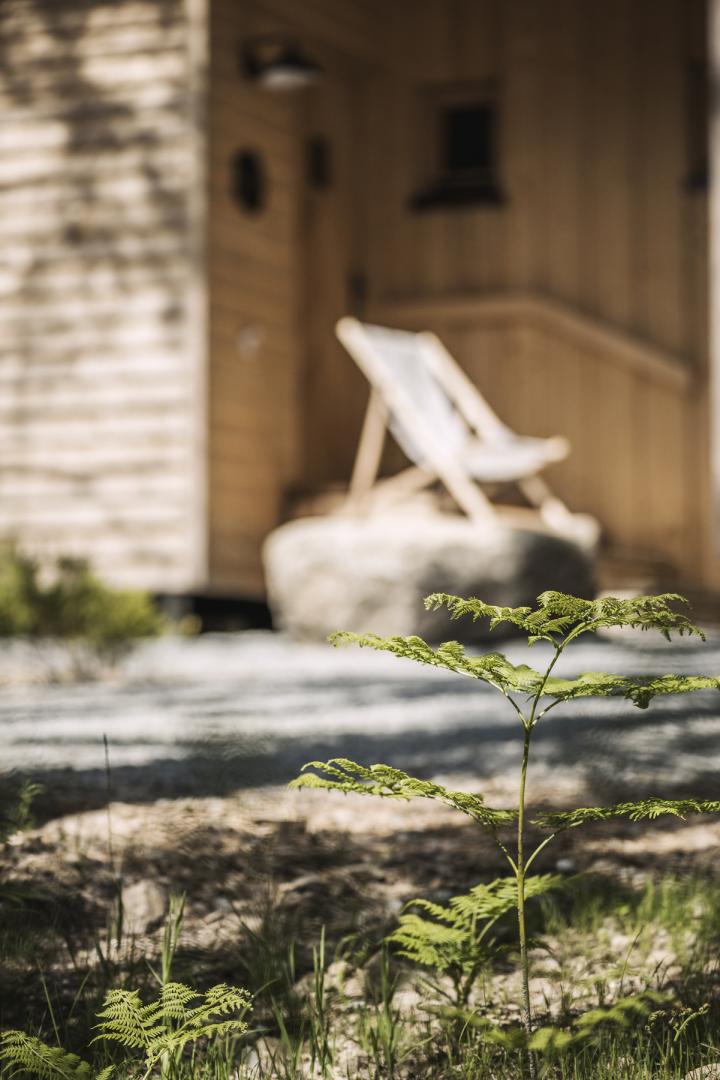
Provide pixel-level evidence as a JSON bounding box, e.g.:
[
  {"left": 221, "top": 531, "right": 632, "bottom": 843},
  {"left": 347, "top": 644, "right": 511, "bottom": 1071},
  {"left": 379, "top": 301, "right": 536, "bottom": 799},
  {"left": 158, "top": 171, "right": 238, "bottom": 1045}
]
[
  {"left": 0, "top": 547, "right": 163, "bottom": 661},
  {"left": 0, "top": 548, "right": 36, "bottom": 637}
]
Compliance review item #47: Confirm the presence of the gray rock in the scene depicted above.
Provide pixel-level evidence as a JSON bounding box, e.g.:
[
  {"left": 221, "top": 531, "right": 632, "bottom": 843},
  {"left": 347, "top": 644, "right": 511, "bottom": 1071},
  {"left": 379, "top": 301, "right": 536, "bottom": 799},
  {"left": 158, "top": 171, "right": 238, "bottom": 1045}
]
[
  {"left": 121, "top": 879, "right": 168, "bottom": 932},
  {"left": 263, "top": 513, "right": 594, "bottom": 642}
]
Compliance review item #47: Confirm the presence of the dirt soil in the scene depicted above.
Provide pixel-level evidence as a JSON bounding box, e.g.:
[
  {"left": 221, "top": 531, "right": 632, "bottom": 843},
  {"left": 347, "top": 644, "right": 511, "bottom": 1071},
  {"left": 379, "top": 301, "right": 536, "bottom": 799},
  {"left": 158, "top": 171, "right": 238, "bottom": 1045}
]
[
  {"left": 3, "top": 773, "right": 720, "bottom": 1033},
  {"left": 3, "top": 629, "right": 720, "bottom": 1038}
]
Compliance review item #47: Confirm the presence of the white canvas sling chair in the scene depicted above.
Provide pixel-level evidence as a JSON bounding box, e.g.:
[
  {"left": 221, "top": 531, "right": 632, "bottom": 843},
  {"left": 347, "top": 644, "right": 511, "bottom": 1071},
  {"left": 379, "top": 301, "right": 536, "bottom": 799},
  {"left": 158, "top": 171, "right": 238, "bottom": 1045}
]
[{"left": 337, "top": 316, "right": 599, "bottom": 548}]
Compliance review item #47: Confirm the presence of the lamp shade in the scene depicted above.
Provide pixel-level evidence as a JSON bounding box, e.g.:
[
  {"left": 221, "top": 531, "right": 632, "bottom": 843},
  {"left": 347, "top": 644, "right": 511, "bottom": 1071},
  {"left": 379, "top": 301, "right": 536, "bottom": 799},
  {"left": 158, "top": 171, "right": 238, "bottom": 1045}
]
[{"left": 243, "top": 39, "right": 322, "bottom": 91}]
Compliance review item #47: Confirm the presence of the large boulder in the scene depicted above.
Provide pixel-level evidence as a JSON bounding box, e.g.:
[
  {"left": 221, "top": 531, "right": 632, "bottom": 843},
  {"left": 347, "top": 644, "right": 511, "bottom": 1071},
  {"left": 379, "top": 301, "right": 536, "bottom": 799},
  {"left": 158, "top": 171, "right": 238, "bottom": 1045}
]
[{"left": 263, "top": 513, "right": 594, "bottom": 642}]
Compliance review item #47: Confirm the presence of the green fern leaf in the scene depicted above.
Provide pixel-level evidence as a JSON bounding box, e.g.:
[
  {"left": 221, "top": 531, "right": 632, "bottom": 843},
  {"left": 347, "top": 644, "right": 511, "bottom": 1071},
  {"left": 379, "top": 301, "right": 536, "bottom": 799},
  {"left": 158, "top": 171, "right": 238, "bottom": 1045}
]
[
  {"left": 573, "top": 991, "right": 669, "bottom": 1031},
  {"left": 330, "top": 630, "right": 546, "bottom": 693},
  {"left": 94, "top": 982, "right": 250, "bottom": 1070},
  {"left": 330, "top": 626, "right": 718, "bottom": 713},
  {"left": 388, "top": 875, "right": 562, "bottom": 979},
  {"left": 450, "top": 873, "right": 561, "bottom": 921},
  {"left": 390, "top": 914, "right": 469, "bottom": 972},
  {"left": 621, "top": 674, "right": 720, "bottom": 708},
  {"left": 542, "top": 671, "right": 720, "bottom": 709},
  {"left": 423, "top": 590, "right": 705, "bottom": 643},
  {"left": 535, "top": 798, "right": 720, "bottom": 831},
  {"left": 0, "top": 1031, "right": 101, "bottom": 1079},
  {"left": 94, "top": 988, "right": 160, "bottom": 1050},
  {"left": 290, "top": 758, "right": 515, "bottom": 828}
]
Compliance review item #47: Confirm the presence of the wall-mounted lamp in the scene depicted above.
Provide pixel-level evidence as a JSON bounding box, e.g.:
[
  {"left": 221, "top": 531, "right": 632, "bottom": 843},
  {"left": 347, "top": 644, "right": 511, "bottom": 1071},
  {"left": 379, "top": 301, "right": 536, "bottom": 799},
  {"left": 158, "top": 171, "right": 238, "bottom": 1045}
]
[{"left": 241, "top": 35, "right": 323, "bottom": 91}]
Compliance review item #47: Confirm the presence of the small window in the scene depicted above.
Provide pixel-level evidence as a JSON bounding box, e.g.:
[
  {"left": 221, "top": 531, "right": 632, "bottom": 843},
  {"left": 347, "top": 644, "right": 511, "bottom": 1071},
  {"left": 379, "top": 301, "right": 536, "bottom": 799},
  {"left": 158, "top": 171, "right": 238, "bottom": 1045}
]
[
  {"left": 412, "top": 82, "right": 504, "bottom": 211},
  {"left": 444, "top": 104, "right": 494, "bottom": 174}
]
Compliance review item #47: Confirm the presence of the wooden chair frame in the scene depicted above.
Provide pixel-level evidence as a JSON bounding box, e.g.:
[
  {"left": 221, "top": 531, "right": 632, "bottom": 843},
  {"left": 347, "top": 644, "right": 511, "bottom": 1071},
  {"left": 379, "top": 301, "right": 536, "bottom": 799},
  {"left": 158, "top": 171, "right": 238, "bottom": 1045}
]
[{"left": 337, "top": 316, "right": 598, "bottom": 545}]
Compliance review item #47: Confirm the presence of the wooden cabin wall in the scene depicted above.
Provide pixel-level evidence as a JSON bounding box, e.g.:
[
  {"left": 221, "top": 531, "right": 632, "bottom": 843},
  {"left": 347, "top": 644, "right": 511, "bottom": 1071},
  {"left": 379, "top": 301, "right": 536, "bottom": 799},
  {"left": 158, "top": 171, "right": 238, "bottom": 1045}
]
[
  {"left": 301, "top": 0, "right": 711, "bottom": 586},
  {"left": 0, "top": 0, "right": 206, "bottom": 591},
  {"left": 207, "top": 0, "right": 387, "bottom": 594}
]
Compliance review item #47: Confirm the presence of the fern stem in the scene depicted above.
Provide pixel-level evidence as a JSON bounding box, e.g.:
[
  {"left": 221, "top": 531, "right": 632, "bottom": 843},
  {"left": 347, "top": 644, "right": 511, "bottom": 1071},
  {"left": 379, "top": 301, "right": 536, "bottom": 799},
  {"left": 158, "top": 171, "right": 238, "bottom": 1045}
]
[
  {"left": 516, "top": 723, "right": 535, "bottom": 1078},
  {"left": 515, "top": 644, "right": 562, "bottom": 1078},
  {"left": 524, "top": 831, "right": 558, "bottom": 874},
  {"left": 491, "top": 826, "right": 518, "bottom": 875}
]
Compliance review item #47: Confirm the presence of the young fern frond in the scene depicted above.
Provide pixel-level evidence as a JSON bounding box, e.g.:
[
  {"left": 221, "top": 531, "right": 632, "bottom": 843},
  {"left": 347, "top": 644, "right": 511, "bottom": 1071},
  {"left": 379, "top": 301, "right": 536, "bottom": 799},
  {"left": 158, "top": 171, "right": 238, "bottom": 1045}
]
[
  {"left": 388, "top": 874, "right": 562, "bottom": 981},
  {"left": 390, "top": 912, "right": 471, "bottom": 973},
  {"left": 93, "top": 982, "right": 250, "bottom": 1075},
  {"left": 330, "top": 630, "right": 543, "bottom": 693},
  {"left": 424, "top": 594, "right": 536, "bottom": 633},
  {"left": 542, "top": 671, "right": 720, "bottom": 709},
  {"left": 93, "top": 988, "right": 159, "bottom": 1051},
  {"left": 424, "top": 590, "right": 705, "bottom": 643},
  {"left": 449, "top": 872, "right": 562, "bottom": 921},
  {"left": 535, "top": 798, "right": 720, "bottom": 831},
  {"left": 0, "top": 983, "right": 251, "bottom": 1080},
  {"left": 0, "top": 1031, "right": 113, "bottom": 1080},
  {"left": 156, "top": 981, "right": 198, "bottom": 1018},
  {"left": 290, "top": 758, "right": 515, "bottom": 829},
  {"left": 330, "top": 634, "right": 719, "bottom": 711}
]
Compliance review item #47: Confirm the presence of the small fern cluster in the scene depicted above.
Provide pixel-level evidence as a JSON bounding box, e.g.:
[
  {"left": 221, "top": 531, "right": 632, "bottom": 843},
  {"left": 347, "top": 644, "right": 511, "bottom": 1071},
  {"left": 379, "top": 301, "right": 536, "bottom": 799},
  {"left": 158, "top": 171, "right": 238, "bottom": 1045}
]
[
  {"left": 434, "top": 988, "right": 670, "bottom": 1057},
  {"left": 388, "top": 874, "right": 561, "bottom": 1006},
  {"left": 0, "top": 1032, "right": 114, "bottom": 1080},
  {"left": 292, "top": 590, "right": 720, "bottom": 1076},
  {"left": 0, "top": 982, "right": 251, "bottom": 1080}
]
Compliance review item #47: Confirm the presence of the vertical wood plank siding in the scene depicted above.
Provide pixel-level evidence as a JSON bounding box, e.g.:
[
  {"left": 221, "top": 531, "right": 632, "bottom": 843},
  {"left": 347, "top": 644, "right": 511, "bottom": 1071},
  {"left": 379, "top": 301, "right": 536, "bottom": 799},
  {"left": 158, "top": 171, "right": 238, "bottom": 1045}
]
[{"left": 0, "top": 0, "right": 204, "bottom": 591}]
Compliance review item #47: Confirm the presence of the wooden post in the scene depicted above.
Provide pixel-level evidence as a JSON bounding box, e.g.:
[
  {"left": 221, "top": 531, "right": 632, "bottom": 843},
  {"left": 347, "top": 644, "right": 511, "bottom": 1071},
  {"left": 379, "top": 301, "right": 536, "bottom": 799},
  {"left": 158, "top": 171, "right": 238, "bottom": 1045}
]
[{"left": 710, "top": 0, "right": 720, "bottom": 554}]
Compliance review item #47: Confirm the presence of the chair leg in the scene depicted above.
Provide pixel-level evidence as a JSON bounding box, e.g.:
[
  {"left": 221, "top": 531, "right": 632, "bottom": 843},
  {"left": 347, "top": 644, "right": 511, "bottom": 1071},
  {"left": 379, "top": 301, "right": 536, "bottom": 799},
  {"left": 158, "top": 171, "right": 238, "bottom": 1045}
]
[
  {"left": 519, "top": 476, "right": 600, "bottom": 548},
  {"left": 362, "top": 465, "right": 435, "bottom": 508},
  {"left": 348, "top": 390, "right": 388, "bottom": 502}
]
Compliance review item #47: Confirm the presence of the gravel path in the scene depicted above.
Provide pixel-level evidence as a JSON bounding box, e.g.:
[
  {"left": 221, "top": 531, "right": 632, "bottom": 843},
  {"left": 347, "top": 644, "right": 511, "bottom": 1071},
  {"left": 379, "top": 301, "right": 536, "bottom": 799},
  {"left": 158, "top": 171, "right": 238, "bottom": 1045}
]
[{"left": 1, "top": 630, "right": 719, "bottom": 811}]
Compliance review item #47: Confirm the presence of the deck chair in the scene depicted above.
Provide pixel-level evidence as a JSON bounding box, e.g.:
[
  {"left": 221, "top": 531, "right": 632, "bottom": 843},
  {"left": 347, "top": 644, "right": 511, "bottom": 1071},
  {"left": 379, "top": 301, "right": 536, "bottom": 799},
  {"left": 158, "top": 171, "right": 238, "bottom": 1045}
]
[{"left": 337, "top": 317, "right": 599, "bottom": 548}]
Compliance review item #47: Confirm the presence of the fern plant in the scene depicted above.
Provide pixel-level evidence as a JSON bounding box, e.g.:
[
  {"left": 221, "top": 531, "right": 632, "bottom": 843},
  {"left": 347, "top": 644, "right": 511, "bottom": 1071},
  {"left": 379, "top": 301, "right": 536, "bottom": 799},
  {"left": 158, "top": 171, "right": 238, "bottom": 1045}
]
[
  {"left": 291, "top": 591, "right": 720, "bottom": 1075},
  {"left": 0, "top": 1032, "right": 114, "bottom": 1080},
  {"left": 0, "top": 982, "right": 251, "bottom": 1080},
  {"left": 388, "top": 873, "right": 561, "bottom": 1007}
]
